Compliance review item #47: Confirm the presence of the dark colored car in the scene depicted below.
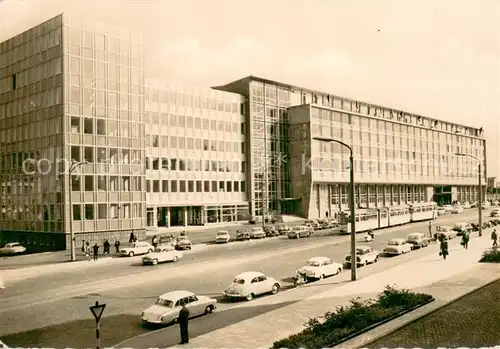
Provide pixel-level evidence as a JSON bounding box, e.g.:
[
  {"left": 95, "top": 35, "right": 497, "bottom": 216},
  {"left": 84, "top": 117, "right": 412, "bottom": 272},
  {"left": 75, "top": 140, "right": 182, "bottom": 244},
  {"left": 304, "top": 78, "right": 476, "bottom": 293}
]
[
  {"left": 236, "top": 229, "right": 251, "bottom": 241},
  {"left": 264, "top": 226, "right": 278, "bottom": 237},
  {"left": 276, "top": 223, "right": 291, "bottom": 235}
]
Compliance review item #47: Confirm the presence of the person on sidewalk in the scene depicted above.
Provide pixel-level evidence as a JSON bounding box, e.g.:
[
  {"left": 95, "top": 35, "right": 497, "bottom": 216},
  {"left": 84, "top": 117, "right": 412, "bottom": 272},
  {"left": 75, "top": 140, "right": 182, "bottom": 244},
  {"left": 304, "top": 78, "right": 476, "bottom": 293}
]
[
  {"left": 129, "top": 231, "right": 134, "bottom": 243},
  {"left": 81, "top": 240, "right": 85, "bottom": 253},
  {"left": 103, "top": 239, "right": 110, "bottom": 255},
  {"left": 85, "top": 241, "right": 91, "bottom": 261},
  {"left": 114, "top": 240, "right": 120, "bottom": 254},
  {"left": 152, "top": 235, "right": 159, "bottom": 248},
  {"left": 93, "top": 243, "right": 99, "bottom": 261},
  {"left": 492, "top": 229, "right": 498, "bottom": 247},
  {"left": 439, "top": 235, "right": 449, "bottom": 260},
  {"left": 428, "top": 221, "right": 433, "bottom": 238},
  {"left": 133, "top": 231, "right": 138, "bottom": 242},
  {"left": 461, "top": 231, "right": 469, "bottom": 250},
  {"left": 178, "top": 303, "right": 190, "bottom": 344}
]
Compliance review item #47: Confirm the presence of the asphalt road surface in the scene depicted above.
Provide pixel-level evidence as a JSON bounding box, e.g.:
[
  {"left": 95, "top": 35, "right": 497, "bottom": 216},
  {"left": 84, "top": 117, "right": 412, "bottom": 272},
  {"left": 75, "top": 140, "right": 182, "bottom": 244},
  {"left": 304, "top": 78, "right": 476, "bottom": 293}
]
[{"left": 0, "top": 210, "right": 489, "bottom": 347}]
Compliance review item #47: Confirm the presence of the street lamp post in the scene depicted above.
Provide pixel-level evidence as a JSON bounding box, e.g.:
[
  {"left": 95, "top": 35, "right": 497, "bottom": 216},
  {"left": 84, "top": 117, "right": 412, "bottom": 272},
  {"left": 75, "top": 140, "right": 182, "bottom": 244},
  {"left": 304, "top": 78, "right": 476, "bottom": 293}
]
[
  {"left": 455, "top": 153, "right": 482, "bottom": 237},
  {"left": 69, "top": 160, "right": 87, "bottom": 261},
  {"left": 89, "top": 301, "right": 106, "bottom": 349},
  {"left": 314, "top": 137, "right": 357, "bottom": 281}
]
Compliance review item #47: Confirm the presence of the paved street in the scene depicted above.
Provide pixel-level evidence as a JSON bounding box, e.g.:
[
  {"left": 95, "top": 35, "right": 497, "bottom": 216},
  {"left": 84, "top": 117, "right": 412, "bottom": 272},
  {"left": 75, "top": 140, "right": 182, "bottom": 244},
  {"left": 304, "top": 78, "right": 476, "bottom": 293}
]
[{"left": 0, "top": 209, "right": 492, "bottom": 348}]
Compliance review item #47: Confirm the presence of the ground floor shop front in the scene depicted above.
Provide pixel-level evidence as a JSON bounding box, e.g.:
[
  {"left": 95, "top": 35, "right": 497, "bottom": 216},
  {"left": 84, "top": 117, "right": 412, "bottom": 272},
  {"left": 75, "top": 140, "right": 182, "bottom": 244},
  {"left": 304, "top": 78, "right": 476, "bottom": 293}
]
[{"left": 146, "top": 203, "right": 250, "bottom": 228}]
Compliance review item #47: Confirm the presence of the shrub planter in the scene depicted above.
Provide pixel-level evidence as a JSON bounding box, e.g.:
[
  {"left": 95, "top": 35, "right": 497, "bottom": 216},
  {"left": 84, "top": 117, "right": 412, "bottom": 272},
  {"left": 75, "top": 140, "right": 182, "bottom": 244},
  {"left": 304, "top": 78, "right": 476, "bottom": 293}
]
[
  {"left": 272, "top": 285, "right": 433, "bottom": 349},
  {"left": 479, "top": 247, "right": 500, "bottom": 263}
]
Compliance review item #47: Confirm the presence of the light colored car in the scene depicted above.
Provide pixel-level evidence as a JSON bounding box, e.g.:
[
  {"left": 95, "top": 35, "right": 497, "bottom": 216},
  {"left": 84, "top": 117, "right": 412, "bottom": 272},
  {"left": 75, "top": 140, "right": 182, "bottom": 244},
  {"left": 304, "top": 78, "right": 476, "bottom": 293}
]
[
  {"left": 175, "top": 236, "right": 192, "bottom": 250},
  {"left": 304, "top": 219, "right": 321, "bottom": 230},
  {"left": 288, "top": 226, "right": 311, "bottom": 239},
  {"left": 276, "top": 223, "right": 291, "bottom": 234},
  {"left": 142, "top": 249, "right": 183, "bottom": 265},
  {"left": 453, "top": 222, "right": 472, "bottom": 235},
  {"left": 120, "top": 242, "right": 154, "bottom": 257},
  {"left": 407, "top": 232, "right": 429, "bottom": 249},
  {"left": 436, "top": 208, "right": 446, "bottom": 216},
  {"left": 297, "top": 257, "right": 343, "bottom": 280},
  {"left": 442, "top": 205, "right": 453, "bottom": 213},
  {"left": 436, "top": 226, "right": 457, "bottom": 240},
  {"left": 223, "top": 271, "right": 281, "bottom": 301},
  {"left": 345, "top": 246, "right": 379, "bottom": 267},
  {"left": 0, "top": 242, "right": 26, "bottom": 255},
  {"left": 383, "top": 238, "right": 412, "bottom": 256},
  {"left": 141, "top": 290, "right": 217, "bottom": 324},
  {"left": 250, "top": 227, "right": 266, "bottom": 239},
  {"left": 490, "top": 208, "right": 499, "bottom": 217},
  {"left": 462, "top": 202, "right": 471, "bottom": 209},
  {"left": 482, "top": 201, "right": 491, "bottom": 209},
  {"left": 215, "top": 231, "right": 231, "bottom": 243},
  {"left": 236, "top": 229, "right": 251, "bottom": 241},
  {"left": 451, "top": 206, "right": 464, "bottom": 214}
]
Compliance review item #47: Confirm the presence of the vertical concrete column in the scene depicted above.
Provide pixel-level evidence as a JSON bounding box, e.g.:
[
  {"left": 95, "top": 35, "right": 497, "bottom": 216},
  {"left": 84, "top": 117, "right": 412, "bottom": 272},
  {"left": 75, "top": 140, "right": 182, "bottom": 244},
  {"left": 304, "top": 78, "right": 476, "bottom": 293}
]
[
  {"left": 183, "top": 207, "right": 188, "bottom": 227},
  {"left": 152, "top": 207, "right": 158, "bottom": 228},
  {"left": 166, "top": 207, "right": 171, "bottom": 228}
]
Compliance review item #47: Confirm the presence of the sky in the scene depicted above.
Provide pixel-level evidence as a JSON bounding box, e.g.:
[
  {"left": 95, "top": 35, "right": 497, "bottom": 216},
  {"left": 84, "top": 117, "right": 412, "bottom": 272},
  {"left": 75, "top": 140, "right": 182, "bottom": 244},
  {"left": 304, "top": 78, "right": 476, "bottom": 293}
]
[{"left": 1, "top": 0, "right": 499, "bottom": 177}]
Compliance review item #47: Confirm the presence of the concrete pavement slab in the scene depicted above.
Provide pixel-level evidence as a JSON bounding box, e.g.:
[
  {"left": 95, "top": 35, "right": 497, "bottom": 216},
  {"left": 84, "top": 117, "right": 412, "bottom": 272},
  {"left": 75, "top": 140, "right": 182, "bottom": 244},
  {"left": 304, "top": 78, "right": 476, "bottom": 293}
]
[{"left": 164, "top": 236, "right": 497, "bottom": 349}]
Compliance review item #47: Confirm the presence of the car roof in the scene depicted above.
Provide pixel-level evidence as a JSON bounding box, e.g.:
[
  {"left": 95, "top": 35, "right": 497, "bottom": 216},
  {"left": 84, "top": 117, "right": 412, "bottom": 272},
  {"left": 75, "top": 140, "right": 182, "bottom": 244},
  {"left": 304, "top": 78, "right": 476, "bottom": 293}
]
[
  {"left": 234, "top": 271, "right": 264, "bottom": 280},
  {"left": 307, "top": 257, "right": 331, "bottom": 263},
  {"left": 217, "top": 231, "right": 229, "bottom": 234},
  {"left": 158, "top": 290, "right": 194, "bottom": 300}
]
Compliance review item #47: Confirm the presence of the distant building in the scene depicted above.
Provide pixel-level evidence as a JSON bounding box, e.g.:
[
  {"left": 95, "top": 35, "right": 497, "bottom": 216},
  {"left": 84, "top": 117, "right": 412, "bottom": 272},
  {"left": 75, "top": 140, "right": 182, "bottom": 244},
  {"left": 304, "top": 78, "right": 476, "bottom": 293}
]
[{"left": 487, "top": 177, "right": 500, "bottom": 189}]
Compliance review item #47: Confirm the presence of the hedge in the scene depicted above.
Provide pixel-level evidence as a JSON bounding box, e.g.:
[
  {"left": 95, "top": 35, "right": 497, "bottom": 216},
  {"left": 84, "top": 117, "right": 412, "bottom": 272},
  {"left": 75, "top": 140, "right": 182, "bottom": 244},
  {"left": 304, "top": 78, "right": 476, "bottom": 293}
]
[
  {"left": 271, "top": 285, "right": 433, "bottom": 349},
  {"left": 479, "top": 247, "right": 500, "bottom": 263}
]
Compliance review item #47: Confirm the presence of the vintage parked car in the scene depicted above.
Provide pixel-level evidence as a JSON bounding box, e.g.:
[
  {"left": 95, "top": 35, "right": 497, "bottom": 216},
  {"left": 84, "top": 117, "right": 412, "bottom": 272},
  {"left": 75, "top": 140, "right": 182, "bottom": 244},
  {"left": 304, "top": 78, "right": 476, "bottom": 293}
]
[
  {"left": 490, "top": 208, "right": 499, "bottom": 217},
  {"left": 250, "top": 227, "right": 266, "bottom": 239},
  {"left": 0, "top": 242, "right": 27, "bottom": 255},
  {"left": 383, "top": 238, "right": 413, "bottom": 256},
  {"left": 296, "top": 257, "right": 343, "bottom": 280},
  {"left": 442, "top": 204, "right": 454, "bottom": 213},
  {"left": 304, "top": 219, "right": 321, "bottom": 230},
  {"left": 345, "top": 246, "right": 379, "bottom": 267},
  {"left": 436, "top": 207, "right": 447, "bottom": 216},
  {"left": 222, "top": 271, "right": 281, "bottom": 301},
  {"left": 264, "top": 226, "right": 279, "bottom": 237},
  {"left": 482, "top": 201, "right": 491, "bottom": 209},
  {"left": 236, "top": 229, "right": 251, "bottom": 241},
  {"left": 462, "top": 202, "right": 471, "bottom": 209},
  {"left": 141, "top": 290, "right": 217, "bottom": 324},
  {"left": 435, "top": 226, "right": 457, "bottom": 240},
  {"left": 175, "top": 236, "right": 192, "bottom": 250},
  {"left": 288, "top": 226, "right": 311, "bottom": 239},
  {"left": 142, "top": 249, "right": 183, "bottom": 265},
  {"left": 452, "top": 222, "right": 473, "bottom": 236},
  {"left": 120, "top": 242, "right": 154, "bottom": 257},
  {"left": 300, "top": 224, "right": 315, "bottom": 234},
  {"left": 214, "top": 231, "right": 231, "bottom": 244},
  {"left": 276, "top": 223, "right": 291, "bottom": 235},
  {"left": 407, "top": 233, "right": 429, "bottom": 249},
  {"left": 451, "top": 206, "right": 464, "bottom": 214}
]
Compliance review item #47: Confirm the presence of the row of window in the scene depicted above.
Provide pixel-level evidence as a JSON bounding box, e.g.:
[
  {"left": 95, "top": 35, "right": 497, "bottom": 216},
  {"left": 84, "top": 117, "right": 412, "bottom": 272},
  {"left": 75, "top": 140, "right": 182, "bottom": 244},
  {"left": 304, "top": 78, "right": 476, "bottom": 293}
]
[
  {"left": 70, "top": 116, "right": 143, "bottom": 136},
  {"left": 70, "top": 146, "right": 142, "bottom": 165},
  {"left": 146, "top": 157, "right": 245, "bottom": 173},
  {"left": 146, "top": 180, "right": 246, "bottom": 194},
  {"left": 71, "top": 175, "right": 142, "bottom": 191},
  {"left": 72, "top": 202, "right": 143, "bottom": 221},
  {"left": 147, "top": 115, "right": 243, "bottom": 132},
  {"left": 147, "top": 136, "right": 245, "bottom": 153}
]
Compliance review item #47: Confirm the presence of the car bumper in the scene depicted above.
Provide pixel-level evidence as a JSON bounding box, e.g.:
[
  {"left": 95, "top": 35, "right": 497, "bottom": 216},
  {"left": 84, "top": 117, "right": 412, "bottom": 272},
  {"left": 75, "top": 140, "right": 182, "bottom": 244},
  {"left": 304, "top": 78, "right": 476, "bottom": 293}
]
[
  {"left": 141, "top": 317, "right": 162, "bottom": 324},
  {"left": 223, "top": 292, "right": 244, "bottom": 298},
  {"left": 215, "top": 240, "right": 228, "bottom": 243},
  {"left": 384, "top": 250, "right": 401, "bottom": 255}
]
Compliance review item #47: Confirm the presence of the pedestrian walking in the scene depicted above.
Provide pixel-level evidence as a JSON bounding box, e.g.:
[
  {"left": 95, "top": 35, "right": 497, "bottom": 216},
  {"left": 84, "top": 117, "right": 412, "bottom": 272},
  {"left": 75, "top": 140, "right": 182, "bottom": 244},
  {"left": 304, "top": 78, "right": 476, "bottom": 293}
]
[
  {"left": 428, "top": 221, "right": 432, "bottom": 238},
  {"left": 439, "top": 236, "right": 449, "bottom": 260},
  {"left": 81, "top": 240, "right": 85, "bottom": 253},
  {"left": 103, "top": 239, "right": 110, "bottom": 255},
  {"left": 85, "top": 241, "right": 91, "bottom": 261},
  {"left": 133, "top": 231, "right": 138, "bottom": 242},
  {"left": 93, "top": 243, "right": 99, "bottom": 261},
  {"left": 129, "top": 231, "right": 134, "bottom": 243},
  {"left": 178, "top": 303, "right": 190, "bottom": 344},
  {"left": 152, "top": 235, "right": 158, "bottom": 248},
  {"left": 114, "top": 240, "right": 120, "bottom": 254},
  {"left": 492, "top": 229, "right": 498, "bottom": 247},
  {"left": 461, "top": 231, "right": 469, "bottom": 250}
]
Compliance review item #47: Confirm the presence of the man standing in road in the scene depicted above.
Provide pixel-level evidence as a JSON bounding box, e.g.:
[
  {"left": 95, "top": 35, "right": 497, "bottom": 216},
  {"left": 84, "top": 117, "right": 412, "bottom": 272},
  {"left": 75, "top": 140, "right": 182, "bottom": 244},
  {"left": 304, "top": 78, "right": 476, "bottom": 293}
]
[
  {"left": 492, "top": 229, "right": 498, "bottom": 247},
  {"left": 93, "top": 243, "right": 99, "bottom": 261},
  {"left": 178, "top": 303, "right": 190, "bottom": 344}
]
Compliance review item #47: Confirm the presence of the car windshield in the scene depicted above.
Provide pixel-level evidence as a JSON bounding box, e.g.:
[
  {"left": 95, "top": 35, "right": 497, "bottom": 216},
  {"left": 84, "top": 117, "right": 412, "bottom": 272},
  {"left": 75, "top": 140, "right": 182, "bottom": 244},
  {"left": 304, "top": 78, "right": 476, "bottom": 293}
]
[
  {"left": 408, "top": 235, "right": 419, "bottom": 240},
  {"left": 307, "top": 261, "right": 321, "bottom": 267},
  {"left": 233, "top": 278, "right": 245, "bottom": 285},
  {"left": 388, "top": 240, "right": 400, "bottom": 246},
  {"left": 356, "top": 248, "right": 368, "bottom": 255},
  {"left": 178, "top": 237, "right": 188, "bottom": 241},
  {"left": 217, "top": 232, "right": 226, "bottom": 236},
  {"left": 156, "top": 298, "right": 173, "bottom": 307}
]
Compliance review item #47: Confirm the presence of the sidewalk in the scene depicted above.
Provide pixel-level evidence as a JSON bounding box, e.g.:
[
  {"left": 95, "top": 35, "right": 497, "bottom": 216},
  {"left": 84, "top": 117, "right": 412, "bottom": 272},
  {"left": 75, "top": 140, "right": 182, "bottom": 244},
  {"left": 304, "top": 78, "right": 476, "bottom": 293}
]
[{"left": 164, "top": 234, "right": 498, "bottom": 349}]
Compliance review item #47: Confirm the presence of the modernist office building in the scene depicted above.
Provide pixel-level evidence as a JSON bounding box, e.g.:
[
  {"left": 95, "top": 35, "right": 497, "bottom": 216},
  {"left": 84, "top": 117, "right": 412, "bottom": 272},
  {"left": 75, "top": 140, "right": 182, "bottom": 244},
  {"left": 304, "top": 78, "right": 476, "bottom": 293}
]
[{"left": 0, "top": 14, "right": 487, "bottom": 249}]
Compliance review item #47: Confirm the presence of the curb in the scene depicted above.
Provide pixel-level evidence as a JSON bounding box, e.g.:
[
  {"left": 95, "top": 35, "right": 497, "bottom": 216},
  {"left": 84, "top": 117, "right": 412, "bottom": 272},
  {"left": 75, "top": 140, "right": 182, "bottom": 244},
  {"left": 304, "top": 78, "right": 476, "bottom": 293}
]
[
  {"left": 357, "top": 276, "right": 500, "bottom": 348},
  {"left": 328, "top": 297, "right": 435, "bottom": 348}
]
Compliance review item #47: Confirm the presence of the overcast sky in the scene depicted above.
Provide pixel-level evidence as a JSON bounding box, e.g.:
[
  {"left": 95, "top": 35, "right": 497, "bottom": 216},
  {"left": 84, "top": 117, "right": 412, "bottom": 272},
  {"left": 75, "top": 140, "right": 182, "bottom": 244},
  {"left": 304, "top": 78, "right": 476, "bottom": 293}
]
[{"left": 1, "top": 0, "right": 499, "bottom": 177}]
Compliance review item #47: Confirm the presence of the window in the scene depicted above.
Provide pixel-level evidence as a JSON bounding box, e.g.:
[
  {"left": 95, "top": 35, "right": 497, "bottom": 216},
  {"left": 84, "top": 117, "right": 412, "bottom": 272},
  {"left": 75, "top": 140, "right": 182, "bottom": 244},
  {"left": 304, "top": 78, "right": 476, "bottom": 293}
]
[
  {"left": 162, "top": 180, "right": 169, "bottom": 192},
  {"left": 71, "top": 146, "right": 80, "bottom": 162},
  {"left": 170, "top": 158, "right": 177, "bottom": 171},
  {"left": 84, "top": 118, "right": 93, "bottom": 134},
  {"left": 219, "top": 181, "right": 225, "bottom": 192},
  {"left": 97, "top": 175, "right": 106, "bottom": 191},
  {"left": 203, "top": 139, "right": 209, "bottom": 150},
  {"left": 71, "top": 117, "right": 80, "bottom": 133},
  {"left": 171, "top": 180, "right": 178, "bottom": 192},
  {"left": 84, "top": 147, "right": 94, "bottom": 162},
  {"left": 188, "top": 180, "right": 194, "bottom": 192},
  {"left": 241, "top": 181, "right": 246, "bottom": 192},
  {"left": 84, "top": 175, "right": 94, "bottom": 191},
  {"left": 71, "top": 175, "right": 81, "bottom": 191},
  {"left": 153, "top": 180, "right": 159, "bottom": 192},
  {"left": 212, "top": 181, "right": 217, "bottom": 192},
  {"left": 85, "top": 204, "right": 94, "bottom": 220},
  {"left": 146, "top": 180, "right": 151, "bottom": 192},
  {"left": 96, "top": 119, "right": 106, "bottom": 135},
  {"left": 72, "top": 204, "right": 81, "bottom": 220},
  {"left": 12, "top": 74, "right": 17, "bottom": 90},
  {"left": 204, "top": 181, "right": 210, "bottom": 192},
  {"left": 227, "top": 181, "right": 232, "bottom": 192},
  {"left": 179, "top": 180, "right": 186, "bottom": 192},
  {"left": 196, "top": 180, "right": 202, "bottom": 192},
  {"left": 234, "top": 181, "right": 239, "bottom": 192}
]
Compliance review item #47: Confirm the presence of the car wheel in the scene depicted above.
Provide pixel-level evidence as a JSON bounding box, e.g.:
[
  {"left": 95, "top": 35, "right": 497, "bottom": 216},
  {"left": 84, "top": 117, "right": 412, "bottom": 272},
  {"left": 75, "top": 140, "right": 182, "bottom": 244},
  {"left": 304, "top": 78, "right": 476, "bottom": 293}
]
[
  {"left": 152, "top": 259, "right": 158, "bottom": 265},
  {"left": 246, "top": 293, "right": 255, "bottom": 301},
  {"left": 374, "top": 256, "right": 379, "bottom": 262},
  {"left": 188, "top": 246, "right": 192, "bottom": 250},
  {"left": 128, "top": 251, "right": 134, "bottom": 257},
  {"left": 204, "top": 305, "right": 214, "bottom": 314},
  {"left": 148, "top": 249, "right": 153, "bottom": 253},
  {"left": 271, "top": 284, "right": 280, "bottom": 294},
  {"left": 172, "top": 256, "right": 179, "bottom": 262},
  {"left": 318, "top": 274, "right": 324, "bottom": 280},
  {"left": 337, "top": 268, "right": 342, "bottom": 275}
]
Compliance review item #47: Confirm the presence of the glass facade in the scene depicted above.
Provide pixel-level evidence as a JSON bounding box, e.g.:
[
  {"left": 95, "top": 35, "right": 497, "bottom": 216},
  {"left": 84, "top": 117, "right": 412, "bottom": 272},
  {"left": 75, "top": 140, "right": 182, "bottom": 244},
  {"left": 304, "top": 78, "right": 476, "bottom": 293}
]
[{"left": 144, "top": 80, "right": 248, "bottom": 227}]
